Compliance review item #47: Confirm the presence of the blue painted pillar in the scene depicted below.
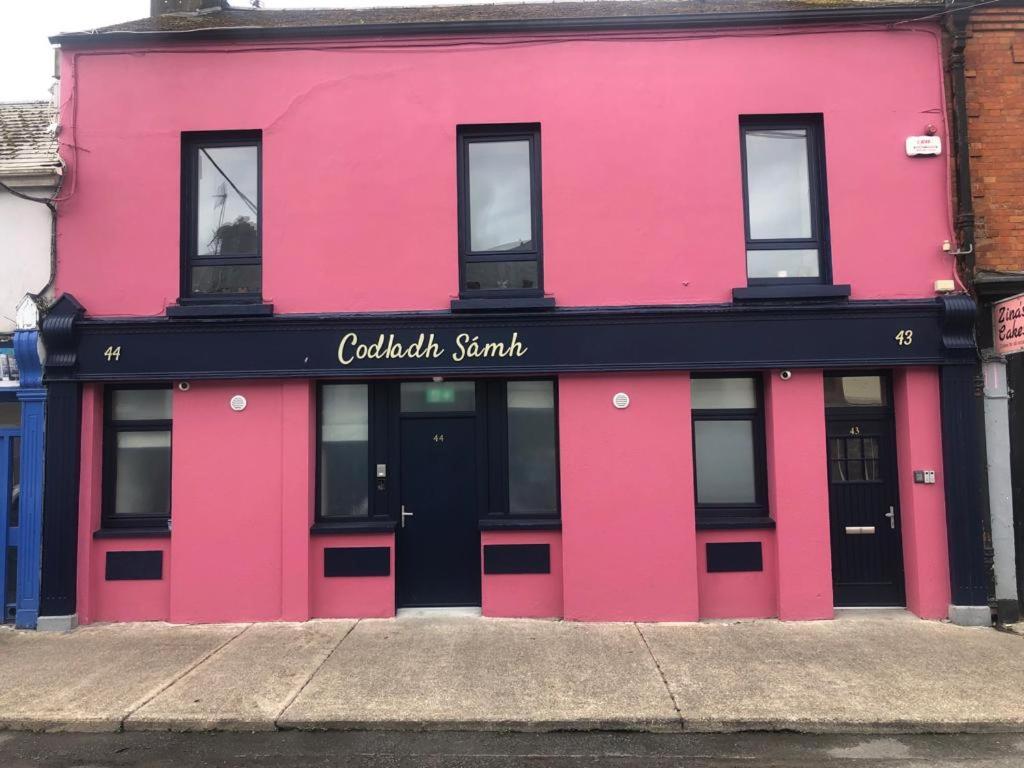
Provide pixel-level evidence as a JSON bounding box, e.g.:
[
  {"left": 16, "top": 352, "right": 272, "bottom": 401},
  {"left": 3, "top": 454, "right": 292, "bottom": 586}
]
[{"left": 13, "top": 329, "right": 45, "bottom": 629}]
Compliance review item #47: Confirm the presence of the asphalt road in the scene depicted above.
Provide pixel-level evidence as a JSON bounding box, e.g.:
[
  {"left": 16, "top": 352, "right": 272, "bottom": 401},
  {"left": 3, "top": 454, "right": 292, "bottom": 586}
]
[{"left": 3, "top": 731, "right": 1024, "bottom": 767}]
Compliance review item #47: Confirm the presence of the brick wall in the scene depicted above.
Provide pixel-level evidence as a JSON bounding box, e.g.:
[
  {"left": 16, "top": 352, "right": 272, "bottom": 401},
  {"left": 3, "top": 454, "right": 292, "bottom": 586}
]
[{"left": 965, "top": 7, "right": 1024, "bottom": 274}]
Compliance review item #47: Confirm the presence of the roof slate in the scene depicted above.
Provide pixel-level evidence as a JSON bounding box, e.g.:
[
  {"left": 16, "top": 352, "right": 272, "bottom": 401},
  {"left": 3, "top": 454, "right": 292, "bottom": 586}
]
[
  {"left": 54, "top": 0, "right": 943, "bottom": 41},
  {"left": 0, "top": 101, "right": 59, "bottom": 181}
]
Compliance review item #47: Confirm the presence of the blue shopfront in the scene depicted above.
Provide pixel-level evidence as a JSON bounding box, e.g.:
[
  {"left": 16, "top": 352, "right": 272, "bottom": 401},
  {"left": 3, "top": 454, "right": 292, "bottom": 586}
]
[{"left": 0, "top": 319, "right": 46, "bottom": 628}]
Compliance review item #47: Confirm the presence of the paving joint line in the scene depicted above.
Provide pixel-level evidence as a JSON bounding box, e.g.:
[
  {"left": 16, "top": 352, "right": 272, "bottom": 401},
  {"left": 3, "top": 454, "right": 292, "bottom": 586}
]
[
  {"left": 118, "top": 623, "right": 253, "bottom": 732},
  {"left": 274, "top": 619, "right": 361, "bottom": 731},
  {"left": 634, "top": 623, "right": 685, "bottom": 732}
]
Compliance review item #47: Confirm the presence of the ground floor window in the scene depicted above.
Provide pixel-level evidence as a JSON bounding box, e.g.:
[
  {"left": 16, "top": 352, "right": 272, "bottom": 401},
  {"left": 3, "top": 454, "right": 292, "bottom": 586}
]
[
  {"left": 102, "top": 386, "right": 173, "bottom": 529},
  {"left": 319, "top": 384, "right": 372, "bottom": 519},
  {"left": 504, "top": 380, "right": 558, "bottom": 516},
  {"left": 691, "top": 374, "right": 768, "bottom": 524},
  {"left": 316, "top": 379, "right": 560, "bottom": 527}
]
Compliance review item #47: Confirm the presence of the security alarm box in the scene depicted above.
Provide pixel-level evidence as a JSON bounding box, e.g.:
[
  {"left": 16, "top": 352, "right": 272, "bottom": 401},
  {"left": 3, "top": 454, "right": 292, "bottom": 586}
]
[{"left": 906, "top": 136, "right": 942, "bottom": 156}]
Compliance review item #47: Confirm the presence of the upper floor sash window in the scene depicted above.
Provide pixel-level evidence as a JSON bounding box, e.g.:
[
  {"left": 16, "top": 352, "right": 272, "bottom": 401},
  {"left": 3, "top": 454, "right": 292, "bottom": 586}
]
[
  {"left": 181, "top": 131, "right": 262, "bottom": 302},
  {"left": 457, "top": 124, "right": 543, "bottom": 299},
  {"left": 740, "top": 116, "right": 831, "bottom": 285}
]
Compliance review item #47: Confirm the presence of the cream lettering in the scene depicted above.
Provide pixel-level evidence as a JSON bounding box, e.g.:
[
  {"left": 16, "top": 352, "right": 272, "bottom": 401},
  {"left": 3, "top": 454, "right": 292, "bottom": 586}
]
[
  {"left": 452, "top": 332, "right": 528, "bottom": 362},
  {"left": 338, "top": 333, "right": 446, "bottom": 365},
  {"left": 337, "top": 331, "right": 526, "bottom": 366}
]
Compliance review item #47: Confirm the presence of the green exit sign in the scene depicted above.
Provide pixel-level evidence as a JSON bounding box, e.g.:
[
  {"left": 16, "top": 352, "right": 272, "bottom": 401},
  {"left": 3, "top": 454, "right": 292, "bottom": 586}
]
[{"left": 426, "top": 386, "right": 456, "bottom": 404}]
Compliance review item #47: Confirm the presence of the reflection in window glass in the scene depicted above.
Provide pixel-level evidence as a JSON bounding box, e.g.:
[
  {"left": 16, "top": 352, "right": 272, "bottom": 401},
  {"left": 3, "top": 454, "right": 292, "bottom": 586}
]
[
  {"left": 320, "top": 385, "right": 370, "bottom": 518},
  {"left": 0, "top": 403, "right": 19, "bottom": 428},
  {"left": 824, "top": 376, "right": 886, "bottom": 407},
  {"left": 468, "top": 140, "right": 533, "bottom": 252},
  {"left": 196, "top": 145, "right": 259, "bottom": 257},
  {"left": 112, "top": 389, "right": 172, "bottom": 421},
  {"left": 463, "top": 260, "right": 538, "bottom": 292},
  {"left": 693, "top": 420, "right": 757, "bottom": 504},
  {"left": 691, "top": 377, "right": 757, "bottom": 410},
  {"left": 828, "top": 435, "right": 881, "bottom": 483},
  {"left": 507, "top": 381, "right": 557, "bottom": 515},
  {"left": 746, "top": 249, "right": 819, "bottom": 280},
  {"left": 400, "top": 382, "right": 476, "bottom": 413},
  {"left": 9, "top": 436, "right": 19, "bottom": 528},
  {"left": 114, "top": 431, "right": 171, "bottom": 517},
  {"left": 191, "top": 265, "right": 262, "bottom": 296},
  {"left": 744, "top": 128, "right": 812, "bottom": 240}
]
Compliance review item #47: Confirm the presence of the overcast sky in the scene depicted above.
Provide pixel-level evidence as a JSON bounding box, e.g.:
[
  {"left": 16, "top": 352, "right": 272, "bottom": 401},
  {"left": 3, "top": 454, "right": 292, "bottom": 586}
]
[{"left": 0, "top": 0, "right": 510, "bottom": 101}]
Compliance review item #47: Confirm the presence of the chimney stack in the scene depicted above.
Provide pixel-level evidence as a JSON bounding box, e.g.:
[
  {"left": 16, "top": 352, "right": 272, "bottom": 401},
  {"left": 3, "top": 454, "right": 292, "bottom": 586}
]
[{"left": 150, "top": 0, "right": 230, "bottom": 16}]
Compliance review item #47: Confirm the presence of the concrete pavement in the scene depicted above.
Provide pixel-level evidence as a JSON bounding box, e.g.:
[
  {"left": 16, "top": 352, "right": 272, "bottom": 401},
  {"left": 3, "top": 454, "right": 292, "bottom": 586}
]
[{"left": 0, "top": 615, "right": 1021, "bottom": 734}]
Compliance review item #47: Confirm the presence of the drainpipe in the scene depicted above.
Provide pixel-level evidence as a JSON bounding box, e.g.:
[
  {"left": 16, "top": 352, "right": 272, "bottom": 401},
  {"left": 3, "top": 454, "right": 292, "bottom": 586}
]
[
  {"left": 948, "top": 6, "right": 1010, "bottom": 623},
  {"left": 0, "top": 178, "right": 59, "bottom": 306},
  {"left": 949, "top": 8, "right": 975, "bottom": 273}
]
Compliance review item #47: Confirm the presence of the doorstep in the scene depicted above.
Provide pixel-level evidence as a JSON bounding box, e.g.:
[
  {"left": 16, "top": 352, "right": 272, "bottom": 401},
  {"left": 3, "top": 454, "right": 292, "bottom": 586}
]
[
  {"left": 395, "top": 607, "right": 483, "bottom": 619},
  {"left": 833, "top": 607, "right": 917, "bottom": 621}
]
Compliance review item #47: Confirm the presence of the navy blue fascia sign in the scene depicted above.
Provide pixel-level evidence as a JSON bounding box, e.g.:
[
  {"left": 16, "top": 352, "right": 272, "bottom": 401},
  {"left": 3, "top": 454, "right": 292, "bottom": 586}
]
[{"left": 56, "top": 299, "right": 958, "bottom": 382}]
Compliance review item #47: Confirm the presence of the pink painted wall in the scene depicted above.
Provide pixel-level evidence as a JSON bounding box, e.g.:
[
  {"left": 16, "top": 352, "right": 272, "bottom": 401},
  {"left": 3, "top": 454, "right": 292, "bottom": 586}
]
[
  {"left": 56, "top": 25, "right": 951, "bottom": 316},
  {"left": 73, "top": 368, "right": 952, "bottom": 624},
  {"left": 169, "top": 381, "right": 289, "bottom": 623},
  {"left": 90, "top": 538, "right": 172, "bottom": 623},
  {"left": 697, "top": 530, "right": 777, "bottom": 620},
  {"left": 893, "top": 367, "right": 950, "bottom": 619},
  {"left": 765, "top": 370, "right": 834, "bottom": 621},
  {"left": 481, "top": 530, "right": 563, "bottom": 618},
  {"left": 310, "top": 534, "right": 395, "bottom": 618},
  {"left": 560, "top": 374, "right": 698, "bottom": 622},
  {"left": 281, "top": 380, "right": 315, "bottom": 620}
]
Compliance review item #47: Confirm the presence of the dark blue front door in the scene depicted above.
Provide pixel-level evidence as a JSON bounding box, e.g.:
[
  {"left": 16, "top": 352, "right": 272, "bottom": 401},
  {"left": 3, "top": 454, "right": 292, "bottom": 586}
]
[
  {"left": 397, "top": 417, "right": 480, "bottom": 608},
  {"left": 827, "top": 415, "right": 905, "bottom": 607},
  {"left": 0, "top": 430, "right": 20, "bottom": 623}
]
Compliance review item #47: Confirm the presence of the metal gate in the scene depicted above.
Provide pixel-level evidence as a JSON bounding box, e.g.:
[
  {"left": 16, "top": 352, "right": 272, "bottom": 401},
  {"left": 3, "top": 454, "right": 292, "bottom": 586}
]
[{"left": 0, "top": 430, "right": 20, "bottom": 623}]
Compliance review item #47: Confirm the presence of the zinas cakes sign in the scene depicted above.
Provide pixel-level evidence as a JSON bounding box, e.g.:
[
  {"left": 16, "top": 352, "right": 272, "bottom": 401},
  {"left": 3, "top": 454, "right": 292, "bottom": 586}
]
[
  {"left": 994, "top": 293, "right": 1024, "bottom": 357},
  {"left": 338, "top": 332, "right": 527, "bottom": 365}
]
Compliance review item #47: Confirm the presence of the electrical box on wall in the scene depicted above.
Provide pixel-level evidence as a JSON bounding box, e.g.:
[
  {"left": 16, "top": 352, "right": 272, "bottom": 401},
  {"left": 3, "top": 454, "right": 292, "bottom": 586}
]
[
  {"left": 913, "top": 470, "right": 937, "bottom": 484},
  {"left": 906, "top": 136, "right": 942, "bottom": 156}
]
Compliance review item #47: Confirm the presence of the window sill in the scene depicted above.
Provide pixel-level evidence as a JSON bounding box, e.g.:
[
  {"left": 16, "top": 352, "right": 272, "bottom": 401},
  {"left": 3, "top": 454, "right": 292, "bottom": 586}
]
[
  {"left": 696, "top": 516, "right": 776, "bottom": 531},
  {"left": 166, "top": 302, "right": 274, "bottom": 318},
  {"left": 478, "top": 518, "right": 562, "bottom": 532},
  {"left": 732, "top": 284, "right": 850, "bottom": 302},
  {"left": 311, "top": 519, "right": 397, "bottom": 535},
  {"left": 450, "top": 296, "right": 556, "bottom": 312},
  {"left": 93, "top": 526, "right": 171, "bottom": 539}
]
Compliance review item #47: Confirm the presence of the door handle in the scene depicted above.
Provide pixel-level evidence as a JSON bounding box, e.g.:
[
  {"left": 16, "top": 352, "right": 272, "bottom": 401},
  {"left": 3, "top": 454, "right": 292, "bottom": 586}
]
[
  {"left": 885, "top": 506, "right": 896, "bottom": 530},
  {"left": 401, "top": 505, "right": 414, "bottom": 528}
]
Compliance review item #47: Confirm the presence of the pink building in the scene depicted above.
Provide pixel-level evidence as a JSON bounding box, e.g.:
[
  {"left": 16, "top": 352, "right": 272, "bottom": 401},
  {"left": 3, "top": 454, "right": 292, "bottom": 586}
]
[{"left": 36, "top": 0, "right": 990, "bottom": 629}]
